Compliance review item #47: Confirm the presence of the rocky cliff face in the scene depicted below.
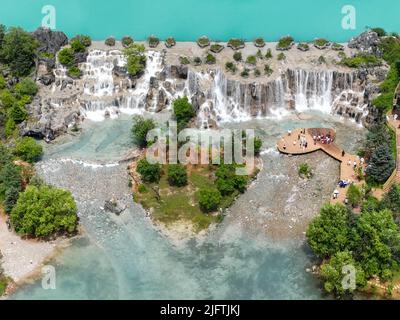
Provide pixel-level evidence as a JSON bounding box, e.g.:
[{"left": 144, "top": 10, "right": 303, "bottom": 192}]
[{"left": 23, "top": 44, "right": 388, "bottom": 141}]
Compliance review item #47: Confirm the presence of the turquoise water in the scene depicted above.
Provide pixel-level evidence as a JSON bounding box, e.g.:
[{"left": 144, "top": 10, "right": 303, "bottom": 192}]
[
  {"left": 10, "top": 113, "right": 366, "bottom": 300},
  {"left": 0, "top": 0, "right": 399, "bottom": 42}
]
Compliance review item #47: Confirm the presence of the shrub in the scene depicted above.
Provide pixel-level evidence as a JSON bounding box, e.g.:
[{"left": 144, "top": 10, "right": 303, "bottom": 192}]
[
  {"left": 199, "top": 188, "right": 222, "bottom": 213},
  {"left": 371, "top": 27, "right": 387, "bottom": 37},
  {"left": 13, "top": 137, "right": 43, "bottom": 163},
  {"left": 4, "top": 186, "right": 20, "bottom": 214},
  {"left": 167, "top": 164, "right": 188, "bottom": 187},
  {"left": 298, "top": 163, "right": 312, "bottom": 179},
  {"left": 67, "top": 66, "right": 82, "bottom": 78},
  {"left": 332, "top": 43, "right": 344, "bottom": 51},
  {"left": 197, "top": 36, "right": 210, "bottom": 48},
  {"left": 233, "top": 51, "right": 242, "bottom": 62},
  {"left": 347, "top": 184, "right": 362, "bottom": 207},
  {"left": 265, "top": 49, "right": 273, "bottom": 59},
  {"left": 264, "top": 64, "right": 273, "bottom": 76},
  {"left": 105, "top": 37, "right": 116, "bottom": 46},
  {"left": 136, "top": 159, "right": 161, "bottom": 183},
  {"left": 179, "top": 56, "right": 190, "bottom": 65},
  {"left": 341, "top": 54, "right": 381, "bottom": 68},
  {"left": 205, "top": 53, "right": 216, "bottom": 65},
  {"left": 297, "top": 43, "right": 310, "bottom": 51},
  {"left": 70, "top": 39, "right": 86, "bottom": 53},
  {"left": 10, "top": 185, "right": 78, "bottom": 238},
  {"left": 246, "top": 55, "right": 257, "bottom": 65},
  {"left": 240, "top": 69, "right": 250, "bottom": 78},
  {"left": 254, "top": 69, "right": 261, "bottom": 77},
  {"left": 0, "top": 75, "right": 6, "bottom": 90},
  {"left": 58, "top": 48, "right": 75, "bottom": 67},
  {"left": 72, "top": 35, "right": 91, "bottom": 47},
  {"left": 8, "top": 103, "right": 28, "bottom": 123},
  {"left": 254, "top": 137, "right": 262, "bottom": 155},
  {"left": 14, "top": 78, "right": 38, "bottom": 98},
  {"left": 277, "top": 52, "right": 286, "bottom": 61},
  {"left": 254, "top": 38, "right": 265, "bottom": 47},
  {"left": 148, "top": 35, "right": 159, "bottom": 48},
  {"left": 277, "top": 36, "right": 294, "bottom": 50},
  {"left": 227, "top": 38, "right": 245, "bottom": 50},
  {"left": 173, "top": 96, "right": 195, "bottom": 130},
  {"left": 256, "top": 49, "right": 263, "bottom": 60},
  {"left": 165, "top": 37, "right": 176, "bottom": 48},
  {"left": 314, "top": 38, "right": 330, "bottom": 48},
  {"left": 0, "top": 162, "right": 22, "bottom": 198},
  {"left": 131, "top": 115, "right": 156, "bottom": 148},
  {"left": 0, "top": 27, "right": 38, "bottom": 77},
  {"left": 193, "top": 57, "right": 202, "bottom": 66},
  {"left": 0, "top": 90, "right": 16, "bottom": 109},
  {"left": 210, "top": 43, "right": 224, "bottom": 53},
  {"left": 138, "top": 184, "right": 147, "bottom": 193},
  {"left": 123, "top": 44, "right": 146, "bottom": 77},
  {"left": 122, "top": 36, "right": 134, "bottom": 47},
  {"left": 225, "top": 61, "right": 237, "bottom": 73}
]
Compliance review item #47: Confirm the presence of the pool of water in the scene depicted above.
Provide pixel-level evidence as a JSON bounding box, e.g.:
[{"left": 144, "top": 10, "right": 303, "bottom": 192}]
[
  {"left": 1, "top": 0, "right": 399, "bottom": 42},
  {"left": 10, "top": 112, "right": 365, "bottom": 300}
]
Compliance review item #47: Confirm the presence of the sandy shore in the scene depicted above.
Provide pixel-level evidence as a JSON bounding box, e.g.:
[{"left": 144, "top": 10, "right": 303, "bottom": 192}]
[{"left": 0, "top": 213, "right": 71, "bottom": 295}]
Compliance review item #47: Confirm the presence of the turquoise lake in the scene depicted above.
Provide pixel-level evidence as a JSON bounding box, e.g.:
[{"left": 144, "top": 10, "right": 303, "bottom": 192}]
[{"left": 0, "top": 0, "right": 399, "bottom": 41}]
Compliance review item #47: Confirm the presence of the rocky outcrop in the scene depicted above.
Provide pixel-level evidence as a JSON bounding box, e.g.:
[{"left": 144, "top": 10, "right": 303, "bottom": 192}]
[
  {"left": 348, "top": 31, "right": 381, "bottom": 55},
  {"left": 32, "top": 27, "right": 68, "bottom": 55}
]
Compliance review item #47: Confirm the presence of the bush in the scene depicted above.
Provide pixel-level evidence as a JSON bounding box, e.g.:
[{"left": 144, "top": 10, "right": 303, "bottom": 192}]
[
  {"left": 148, "top": 35, "right": 159, "bottom": 48},
  {"left": 138, "top": 184, "right": 147, "bottom": 193},
  {"left": 72, "top": 35, "right": 91, "bottom": 47},
  {"left": 277, "top": 52, "right": 286, "bottom": 61},
  {"left": 0, "top": 162, "right": 22, "bottom": 198},
  {"left": 193, "top": 57, "right": 202, "bottom": 66},
  {"left": 233, "top": 51, "right": 242, "bottom": 62},
  {"left": 0, "top": 90, "right": 16, "bottom": 109},
  {"left": 254, "top": 137, "right": 262, "bottom": 155},
  {"left": 123, "top": 44, "right": 146, "bottom": 77},
  {"left": 277, "top": 36, "right": 294, "bottom": 50},
  {"left": 14, "top": 78, "right": 38, "bottom": 98},
  {"left": 225, "top": 61, "right": 237, "bottom": 73},
  {"left": 13, "top": 137, "right": 43, "bottom": 163},
  {"left": 240, "top": 69, "right": 250, "bottom": 78},
  {"left": 0, "top": 27, "right": 38, "bottom": 77},
  {"left": 10, "top": 185, "right": 78, "bottom": 238},
  {"left": 58, "top": 48, "right": 75, "bottom": 67},
  {"left": 67, "top": 66, "right": 82, "bottom": 78},
  {"left": 264, "top": 64, "right": 273, "bottom": 76},
  {"left": 4, "top": 186, "right": 20, "bottom": 214},
  {"left": 265, "top": 49, "right": 273, "bottom": 59},
  {"left": 298, "top": 163, "right": 312, "bottom": 179},
  {"left": 0, "top": 75, "right": 6, "bottom": 90},
  {"left": 122, "top": 36, "right": 134, "bottom": 47},
  {"left": 179, "top": 56, "right": 190, "bottom": 65},
  {"left": 215, "top": 164, "right": 247, "bottom": 195},
  {"left": 254, "top": 69, "right": 261, "bottom": 77},
  {"left": 173, "top": 96, "right": 195, "bottom": 130},
  {"left": 131, "top": 115, "right": 156, "bottom": 148},
  {"left": 205, "top": 53, "right": 216, "bottom": 65},
  {"left": 136, "top": 159, "right": 161, "bottom": 183},
  {"left": 254, "top": 38, "right": 265, "bottom": 47},
  {"left": 199, "top": 188, "right": 222, "bottom": 212},
  {"left": 8, "top": 103, "right": 28, "bottom": 123},
  {"left": 70, "top": 39, "right": 86, "bottom": 53},
  {"left": 197, "top": 36, "right": 210, "bottom": 48},
  {"left": 167, "top": 164, "right": 188, "bottom": 187},
  {"left": 246, "top": 55, "right": 257, "bottom": 65},
  {"left": 210, "top": 43, "right": 224, "bottom": 53},
  {"left": 372, "top": 28, "right": 387, "bottom": 37},
  {"left": 227, "top": 38, "right": 245, "bottom": 50},
  {"left": 341, "top": 54, "right": 382, "bottom": 68},
  {"left": 105, "top": 37, "right": 116, "bottom": 46},
  {"left": 347, "top": 184, "right": 362, "bottom": 207},
  {"left": 165, "top": 37, "right": 176, "bottom": 48},
  {"left": 314, "top": 38, "right": 330, "bottom": 48}
]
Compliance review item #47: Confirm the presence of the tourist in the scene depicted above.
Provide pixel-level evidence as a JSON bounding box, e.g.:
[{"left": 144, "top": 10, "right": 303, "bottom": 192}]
[
  {"left": 344, "top": 198, "right": 349, "bottom": 205},
  {"left": 360, "top": 157, "right": 365, "bottom": 165},
  {"left": 288, "top": 129, "right": 292, "bottom": 136},
  {"left": 342, "top": 150, "right": 345, "bottom": 157},
  {"left": 353, "top": 161, "right": 357, "bottom": 169},
  {"left": 305, "top": 142, "right": 308, "bottom": 149},
  {"left": 283, "top": 143, "right": 287, "bottom": 150},
  {"left": 333, "top": 189, "right": 339, "bottom": 199},
  {"left": 395, "top": 114, "right": 398, "bottom": 121},
  {"left": 348, "top": 160, "right": 351, "bottom": 166}
]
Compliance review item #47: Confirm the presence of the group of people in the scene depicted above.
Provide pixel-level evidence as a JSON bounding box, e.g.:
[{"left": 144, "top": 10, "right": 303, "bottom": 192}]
[{"left": 312, "top": 132, "right": 334, "bottom": 145}]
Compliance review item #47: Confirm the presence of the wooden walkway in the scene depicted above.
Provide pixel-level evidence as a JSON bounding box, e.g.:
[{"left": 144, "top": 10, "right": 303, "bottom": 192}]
[{"left": 277, "top": 128, "right": 364, "bottom": 205}]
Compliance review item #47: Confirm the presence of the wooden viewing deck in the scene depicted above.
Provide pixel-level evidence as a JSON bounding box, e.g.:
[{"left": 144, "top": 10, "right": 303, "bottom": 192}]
[{"left": 277, "top": 128, "right": 364, "bottom": 205}]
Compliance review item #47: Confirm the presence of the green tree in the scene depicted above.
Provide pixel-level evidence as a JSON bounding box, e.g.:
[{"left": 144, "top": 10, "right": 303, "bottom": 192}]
[
  {"left": 167, "top": 164, "right": 188, "bottom": 187},
  {"left": 347, "top": 184, "right": 362, "bottom": 208},
  {"left": 0, "top": 75, "right": 6, "bottom": 90},
  {"left": 136, "top": 159, "right": 161, "bottom": 183},
  {"left": 199, "top": 188, "right": 222, "bottom": 213},
  {"left": 10, "top": 185, "right": 78, "bottom": 238},
  {"left": 306, "top": 204, "right": 352, "bottom": 258},
  {"left": 123, "top": 44, "right": 146, "bottom": 77},
  {"left": 4, "top": 186, "right": 20, "bottom": 214},
  {"left": 320, "top": 251, "right": 366, "bottom": 296},
  {"left": 366, "top": 144, "right": 395, "bottom": 184},
  {"left": 13, "top": 137, "right": 43, "bottom": 163},
  {"left": 58, "top": 48, "right": 75, "bottom": 67},
  {"left": 254, "top": 137, "right": 263, "bottom": 156},
  {"left": 8, "top": 102, "right": 28, "bottom": 123},
  {"left": 353, "top": 209, "right": 400, "bottom": 279},
  {"left": 0, "top": 90, "right": 16, "bottom": 109},
  {"left": 173, "top": 96, "right": 196, "bottom": 131},
  {"left": 131, "top": 115, "right": 156, "bottom": 148},
  {"left": 0, "top": 162, "right": 22, "bottom": 198},
  {"left": 0, "top": 27, "right": 38, "bottom": 77},
  {"left": 381, "top": 184, "right": 400, "bottom": 216},
  {"left": 70, "top": 39, "right": 86, "bottom": 53}
]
